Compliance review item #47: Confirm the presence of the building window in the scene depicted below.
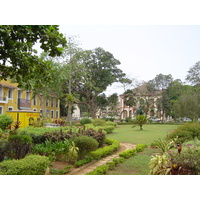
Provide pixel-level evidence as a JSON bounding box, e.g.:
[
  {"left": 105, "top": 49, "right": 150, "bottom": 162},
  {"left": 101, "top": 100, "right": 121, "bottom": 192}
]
[
  {"left": 56, "top": 110, "right": 59, "bottom": 118},
  {"left": 51, "top": 110, "right": 54, "bottom": 118},
  {"left": 56, "top": 99, "right": 59, "bottom": 107},
  {"left": 0, "top": 106, "right": 3, "bottom": 114},
  {"left": 51, "top": 97, "right": 54, "bottom": 107},
  {"left": 26, "top": 92, "right": 30, "bottom": 100},
  {"left": 18, "top": 90, "right": 22, "bottom": 99},
  {"left": 8, "top": 89, "right": 13, "bottom": 99},
  {"left": 33, "top": 96, "right": 37, "bottom": 106},
  {"left": 8, "top": 107, "right": 13, "bottom": 111},
  {"left": 46, "top": 99, "right": 49, "bottom": 107}
]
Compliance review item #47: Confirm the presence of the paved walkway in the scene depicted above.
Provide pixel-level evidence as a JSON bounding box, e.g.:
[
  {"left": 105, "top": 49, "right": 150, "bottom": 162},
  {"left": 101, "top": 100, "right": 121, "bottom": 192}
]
[{"left": 68, "top": 142, "right": 136, "bottom": 175}]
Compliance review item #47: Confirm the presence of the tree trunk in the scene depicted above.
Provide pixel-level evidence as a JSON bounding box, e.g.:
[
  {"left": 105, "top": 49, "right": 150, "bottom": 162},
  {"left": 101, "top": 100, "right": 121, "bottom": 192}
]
[{"left": 140, "top": 124, "right": 143, "bottom": 130}]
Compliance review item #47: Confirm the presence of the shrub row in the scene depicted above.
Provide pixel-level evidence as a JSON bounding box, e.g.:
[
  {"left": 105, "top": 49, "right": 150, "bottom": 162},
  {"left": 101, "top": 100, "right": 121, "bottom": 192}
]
[
  {"left": 86, "top": 157, "right": 125, "bottom": 175},
  {"left": 0, "top": 155, "right": 50, "bottom": 175},
  {"left": 86, "top": 144, "right": 147, "bottom": 175},
  {"left": 166, "top": 123, "right": 200, "bottom": 144},
  {"left": 74, "top": 138, "right": 120, "bottom": 167}
]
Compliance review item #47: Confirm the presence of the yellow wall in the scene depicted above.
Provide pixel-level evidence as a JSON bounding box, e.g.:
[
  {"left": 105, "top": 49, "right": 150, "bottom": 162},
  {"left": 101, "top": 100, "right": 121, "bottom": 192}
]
[
  {"left": 7, "top": 111, "right": 40, "bottom": 128},
  {"left": 0, "top": 79, "right": 60, "bottom": 119}
]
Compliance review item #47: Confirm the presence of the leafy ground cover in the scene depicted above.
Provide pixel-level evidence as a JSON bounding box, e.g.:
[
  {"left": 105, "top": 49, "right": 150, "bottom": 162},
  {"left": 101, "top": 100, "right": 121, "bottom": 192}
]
[{"left": 106, "top": 124, "right": 178, "bottom": 145}]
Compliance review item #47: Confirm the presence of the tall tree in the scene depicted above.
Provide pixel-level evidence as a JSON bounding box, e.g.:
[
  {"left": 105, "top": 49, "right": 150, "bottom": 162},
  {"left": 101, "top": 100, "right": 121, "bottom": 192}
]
[
  {"left": 107, "top": 93, "right": 119, "bottom": 118},
  {"left": 72, "top": 47, "right": 126, "bottom": 118},
  {"left": 0, "top": 25, "right": 67, "bottom": 89},
  {"left": 186, "top": 61, "right": 200, "bottom": 85}
]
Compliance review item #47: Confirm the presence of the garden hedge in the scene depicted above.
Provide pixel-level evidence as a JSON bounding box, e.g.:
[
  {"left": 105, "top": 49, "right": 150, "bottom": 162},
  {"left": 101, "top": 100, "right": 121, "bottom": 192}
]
[{"left": 0, "top": 155, "right": 50, "bottom": 175}]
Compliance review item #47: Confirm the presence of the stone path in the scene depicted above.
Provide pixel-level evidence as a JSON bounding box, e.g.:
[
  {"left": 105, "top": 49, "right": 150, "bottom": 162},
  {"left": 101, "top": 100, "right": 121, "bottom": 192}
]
[{"left": 68, "top": 142, "right": 136, "bottom": 175}]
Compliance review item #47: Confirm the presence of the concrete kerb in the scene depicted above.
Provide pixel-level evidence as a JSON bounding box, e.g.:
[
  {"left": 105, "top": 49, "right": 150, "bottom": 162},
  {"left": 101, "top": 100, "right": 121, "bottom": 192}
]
[{"left": 69, "top": 142, "right": 136, "bottom": 175}]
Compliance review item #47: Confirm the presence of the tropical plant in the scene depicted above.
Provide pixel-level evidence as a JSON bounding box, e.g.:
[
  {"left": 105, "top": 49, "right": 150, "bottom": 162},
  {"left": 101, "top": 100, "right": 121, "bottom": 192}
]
[
  {"left": 149, "top": 154, "right": 171, "bottom": 175},
  {"left": 68, "top": 141, "right": 79, "bottom": 162},
  {"left": 133, "top": 115, "right": 148, "bottom": 130},
  {"left": 152, "top": 138, "right": 174, "bottom": 154}
]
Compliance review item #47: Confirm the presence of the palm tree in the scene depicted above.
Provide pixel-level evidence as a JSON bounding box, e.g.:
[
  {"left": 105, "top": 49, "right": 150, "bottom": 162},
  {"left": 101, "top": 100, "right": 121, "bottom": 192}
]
[{"left": 135, "top": 115, "right": 148, "bottom": 130}]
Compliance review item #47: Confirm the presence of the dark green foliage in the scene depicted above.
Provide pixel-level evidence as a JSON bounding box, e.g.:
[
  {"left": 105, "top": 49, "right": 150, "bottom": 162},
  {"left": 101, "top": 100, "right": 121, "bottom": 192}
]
[
  {"left": 0, "top": 114, "right": 13, "bottom": 130},
  {"left": 50, "top": 165, "right": 72, "bottom": 175},
  {"left": 82, "top": 128, "right": 106, "bottom": 147},
  {"left": 74, "top": 136, "right": 99, "bottom": 159},
  {"left": 0, "top": 155, "right": 50, "bottom": 175},
  {"left": 0, "top": 139, "right": 7, "bottom": 162},
  {"left": 74, "top": 139, "right": 120, "bottom": 167},
  {"left": 167, "top": 144, "right": 200, "bottom": 175},
  {"left": 74, "top": 157, "right": 94, "bottom": 167},
  {"left": 5, "top": 135, "right": 32, "bottom": 159},
  {"left": 166, "top": 123, "right": 200, "bottom": 144},
  {"left": 80, "top": 118, "right": 92, "bottom": 125},
  {"left": 43, "top": 131, "right": 81, "bottom": 143},
  {"left": 33, "top": 139, "right": 70, "bottom": 161},
  {"left": 0, "top": 25, "right": 67, "bottom": 89}
]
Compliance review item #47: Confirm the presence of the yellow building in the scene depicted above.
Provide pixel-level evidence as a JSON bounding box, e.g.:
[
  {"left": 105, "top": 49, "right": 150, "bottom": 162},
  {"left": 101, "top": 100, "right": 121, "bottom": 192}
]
[{"left": 0, "top": 79, "right": 60, "bottom": 119}]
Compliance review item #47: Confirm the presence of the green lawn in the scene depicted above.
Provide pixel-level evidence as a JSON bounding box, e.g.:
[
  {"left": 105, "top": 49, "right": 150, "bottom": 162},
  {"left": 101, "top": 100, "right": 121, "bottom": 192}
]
[
  {"left": 106, "top": 124, "right": 178, "bottom": 145},
  {"left": 105, "top": 124, "right": 178, "bottom": 175},
  {"left": 106, "top": 147, "right": 160, "bottom": 175}
]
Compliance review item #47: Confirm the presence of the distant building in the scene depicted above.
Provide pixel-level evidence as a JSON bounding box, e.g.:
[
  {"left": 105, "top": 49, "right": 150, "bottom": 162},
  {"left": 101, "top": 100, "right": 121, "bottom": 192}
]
[
  {"left": 0, "top": 79, "right": 60, "bottom": 118},
  {"left": 72, "top": 104, "right": 81, "bottom": 120},
  {"left": 119, "top": 84, "right": 163, "bottom": 119}
]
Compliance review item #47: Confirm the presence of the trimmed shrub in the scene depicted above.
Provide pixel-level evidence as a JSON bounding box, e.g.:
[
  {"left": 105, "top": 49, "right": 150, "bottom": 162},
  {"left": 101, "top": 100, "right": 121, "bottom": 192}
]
[
  {"left": 74, "top": 136, "right": 99, "bottom": 159},
  {"left": 74, "top": 157, "right": 94, "bottom": 167},
  {"left": 136, "top": 144, "right": 147, "bottom": 152},
  {"left": 112, "top": 157, "right": 125, "bottom": 165},
  {"left": 102, "top": 125, "right": 115, "bottom": 134},
  {"left": 0, "top": 155, "right": 50, "bottom": 175},
  {"left": 86, "top": 164, "right": 109, "bottom": 175},
  {"left": 5, "top": 135, "right": 32, "bottom": 159},
  {"left": 74, "top": 139, "right": 120, "bottom": 167},
  {"left": 89, "top": 139, "right": 120, "bottom": 160},
  {"left": 82, "top": 128, "right": 106, "bottom": 147},
  {"left": 0, "top": 114, "right": 13, "bottom": 130},
  {"left": 105, "top": 121, "right": 117, "bottom": 127},
  {"left": 119, "top": 149, "right": 136, "bottom": 158},
  {"left": 92, "top": 119, "right": 106, "bottom": 127},
  {"left": 80, "top": 118, "right": 92, "bottom": 125}
]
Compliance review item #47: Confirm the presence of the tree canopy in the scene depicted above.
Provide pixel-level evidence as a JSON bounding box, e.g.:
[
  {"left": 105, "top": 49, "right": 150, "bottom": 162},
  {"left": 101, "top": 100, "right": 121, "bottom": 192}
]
[
  {"left": 71, "top": 47, "right": 126, "bottom": 118},
  {"left": 0, "top": 25, "right": 67, "bottom": 89}
]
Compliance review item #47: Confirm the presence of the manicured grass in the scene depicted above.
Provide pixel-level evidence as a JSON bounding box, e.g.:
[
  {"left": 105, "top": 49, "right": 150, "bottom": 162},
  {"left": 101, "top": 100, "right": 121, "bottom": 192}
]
[
  {"left": 106, "top": 147, "right": 160, "bottom": 175},
  {"left": 106, "top": 124, "right": 178, "bottom": 145}
]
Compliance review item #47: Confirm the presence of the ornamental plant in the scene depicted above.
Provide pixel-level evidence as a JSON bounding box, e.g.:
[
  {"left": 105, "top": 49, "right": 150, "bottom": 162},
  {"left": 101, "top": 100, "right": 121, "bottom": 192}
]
[
  {"left": 0, "top": 114, "right": 13, "bottom": 130},
  {"left": 5, "top": 135, "right": 33, "bottom": 159},
  {"left": 74, "top": 136, "right": 99, "bottom": 160}
]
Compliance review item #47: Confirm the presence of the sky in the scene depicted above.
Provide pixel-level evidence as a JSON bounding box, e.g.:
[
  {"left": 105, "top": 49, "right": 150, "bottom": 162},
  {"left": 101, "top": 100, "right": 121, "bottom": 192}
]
[{"left": 58, "top": 25, "right": 200, "bottom": 95}]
